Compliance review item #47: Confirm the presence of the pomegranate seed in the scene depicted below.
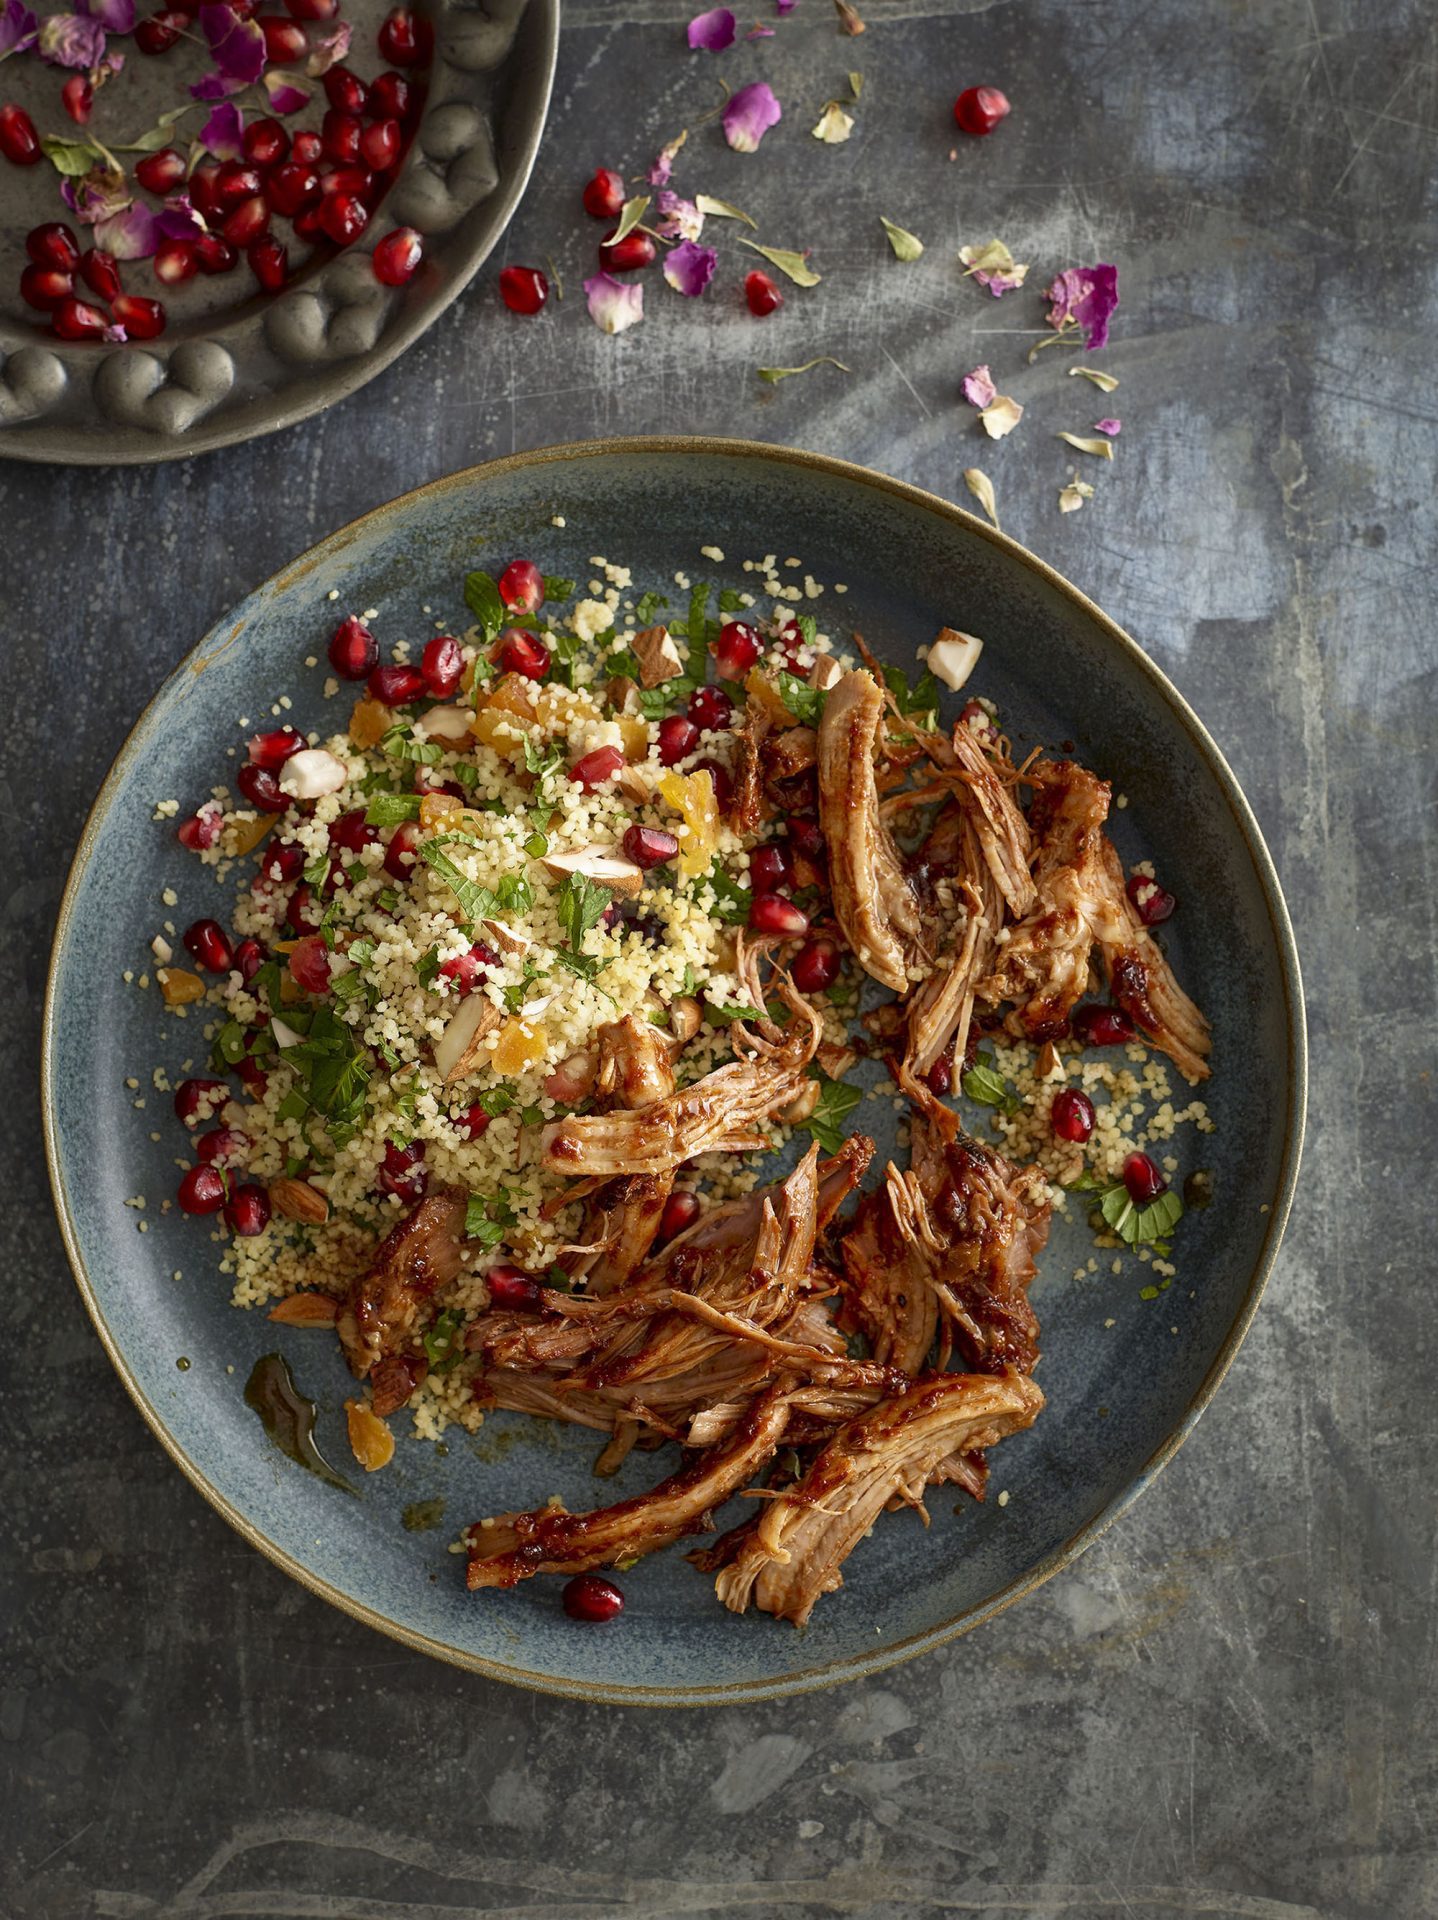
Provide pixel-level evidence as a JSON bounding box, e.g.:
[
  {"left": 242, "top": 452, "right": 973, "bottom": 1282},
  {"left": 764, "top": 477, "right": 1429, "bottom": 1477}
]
[
  {"left": 178, "top": 1165, "right": 228, "bottom": 1215},
  {"left": 244, "top": 116, "right": 288, "bottom": 168},
  {"left": 265, "top": 160, "right": 321, "bottom": 216},
  {"left": 453, "top": 1102, "right": 491, "bottom": 1140},
  {"left": 236, "top": 762, "right": 288, "bottom": 812},
  {"left": 414, "top": 772, "right": 465, "bottom": 802},
  {"left": 287, "top": 935, "right": 332, "bottom": 994},
  {"left": 327, "top": 809, "right": 378, "bottom": 855},
  {"left": 744, "top": 268, "right": 783, "bottom": 316},
  {"left": 154, "top": 238, "right": 198, "bottom": 285},
  {"left": 486, "top": 1264, "right": 544, "bottom": 1312},
  {"left": 957, "top": 698, "right": 998, "bottom": 746},
  {"left": 285, "top": 881, "right": 320, "bottom": 934},
  {"left": 368, "top": 662, "right": 425, "bottom": 705},
  {"left": 26, "top": 223, "right": 80, "bottom": 271},
  {"left": 748, "top": 844, "right": 792, "bottom": 894},
  {"left": 581, "top": 167, "right": 625, "bottom": 219},
  {"left": 177, "top": 806, "right": 222, "bottom": 850},
  {"left": 224, "top": 1184, "right": 272, "bottom": 1235},
  {"left": 323, "top": 65, "right": 367, "bottom": 114},
  {"left": 263, "top": 842, "right": 305, "bottom": 882},
  {"left": 492, "top": 560, "right": 543, "bottom": 615},
  {"left": 183, "top": 917, "right": 233, "bottom": 972},
  {"left": 954, "top": 85, "right": 1010, "bottom": 136},
  {"left": 223, "top": 195, "right": 270, "bottom": 247},
  {"left": 372, "top": 224, "right": 422, "bottom": 287},
  {"left": 656, "top": 714, "right": 700, "bottom": 765},
  {"left": 320, "top": 108, "right": 362, "bottom": 164},
  {"left": 383, "top": 818, "right": 424, "bottom": 880},
  {"left": 260, "top": 13, "right": 307, "bottom": 60},
  {"left": 658, "top": 1189, "right": 700, "bottom": 1243},
  {"left": 189, "top": 160, "right": 223, "bottom": 221},
  {"left": 1122, "top": 1151, "right": 1166, "bottom": 1205},
  {"left": 1071, "top": 1003, "right": 1135, "bottom": 1048},
  {"left": 926, "top": 1047, "right": 955, "bottom": 1096},
  {"left": 61, "top": 76, "right": 93, "bottom": 125},
  {"left": 214, "top": 160, "right": 263, "bottom": 208},
  {"left": 0, "top": 103, "right": 40, "bottom": 165},
  {"left": 233, "top": 937, "right": 266, "bottom": 981},
  {"left": 438, "top": 942, "right": 494, "bottom": 995},
  {"left": 79, "top": 249, "right": 122, "bottom": 302},
  {"left": 483, "top": 627, "right": 546, "bottom": 681},
  {"left": 378, "top": 3, "right": 421, "bottom": 62},
  {"left": 197, "top": 1126, "right": 250, "bottom": 1167},
  {"left": 293, "top": 204, "right": 325, "bottom": 241},
  {"left": 136, "top": 7, "right": 185, "bottom": 49},
  {"left": 319, "top": 190, "right": 368, "bottom": 246},
  {"left": 195, "top": 231, "right": 238, "bottom": 274},
  {"left": 113, "top": 293, "right": 167, "bottom": 344},
  {"left": 360, "top": 116, "right": 401, "bottom": 171},
  {"left": 328, "top": 614, "right": 377, "bottom": 679},
  {"left": 420, "top": 632, "right": 463, "bottom": 697},
  {"left": 562, "top": 1573, "right": 624, "bottom": 1622},
  {"left": 788, "top": 818, "right": 824, "bottom": 859},
  {"left": 378, "top": 1138, "right": 427, "bottom": 1201},
  {"left": 20, "top": 266, "right": 72, "bottom": 311},
  {"left": 284, "top": 0, "right": 335, "bottom": 18},
  {"left": 712, "top": 620, "right": 761, "bottom": 681},
  {"left": 695, "top": 757, "right": 733, "bottom": 812},
  {"left": 291, "top": 128, "right": 323, "bottom": 163},
  {"left": 236, "top": 1056, "right": 268, "bottom": 1098},
  {"left": 51, "top": 296, "right": 108, "bottom": 341},
  {"left": 135, "top": 149, "right": 186, "bottom": 197},
  {"left": 1126, "top": 872, "right": 1176, "bottom": 927},
  {"left": 622, "top": 824, "right": 679, "bottom": 870},
  {"left": 748, "top": 893, "right": 808, "bottom": 937},
  {"left": 688, "top": 684, "right": 733, "bottom": 734},
  {"left": 790, "top": 937, "right": 839, "bottom": 993},
  {"left": 1050, "top": 1087, "right": 1096, "bottom": 1143},
  {"left": 248, "top": 234, "right": 288, "bottom": 291},
  {"left": 367, "top": 70, "right": 414, "bottom": 120},
  {"left": 571, "top": 746, "right": 625, "bottom": 791},
  {"left": 248, "top": 726, "right": 304, "bottom": 768},
  {"left": 175, "top": 1077, "right": 228, "bottom": 1126},
  {"left": 599, "top": 229, "right": 655, "bottom": 273},
  {"left": 319, "top": 162, "right": 373, "bottom": 200},
  {"left": 499, "top": 263, "right": 548, "bottom": 314}
]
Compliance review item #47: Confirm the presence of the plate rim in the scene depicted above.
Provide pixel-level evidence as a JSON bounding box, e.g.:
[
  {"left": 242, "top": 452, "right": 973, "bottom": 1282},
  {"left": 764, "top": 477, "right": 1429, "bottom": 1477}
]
[
  {"left": 0, "top": 0, "right": 560, "bottom": 469},
  {"left": 41, "top": 434, "right": 1308, "bottom": 1705}
]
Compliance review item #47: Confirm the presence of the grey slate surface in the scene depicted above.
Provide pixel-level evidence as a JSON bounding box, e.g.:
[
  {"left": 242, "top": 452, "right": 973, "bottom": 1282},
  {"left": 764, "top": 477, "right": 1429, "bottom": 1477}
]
[{"left": 3, "top": 0, "right": 1433, "bottom": 1914}]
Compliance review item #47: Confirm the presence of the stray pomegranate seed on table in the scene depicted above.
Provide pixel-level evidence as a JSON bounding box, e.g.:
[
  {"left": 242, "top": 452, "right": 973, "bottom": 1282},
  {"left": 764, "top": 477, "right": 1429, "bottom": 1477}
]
[
  {"left": 953, "top": 85, "right": 1011, "bottom": 135},
  {"left": 499, "top": 264, "right": 548, "bottom": 314},
  {"left": 581, "top": 166, "right": 625, "bottom": 219},
  {"left": 562, "top": 1574, "right": 625, "bottom": 1622}
]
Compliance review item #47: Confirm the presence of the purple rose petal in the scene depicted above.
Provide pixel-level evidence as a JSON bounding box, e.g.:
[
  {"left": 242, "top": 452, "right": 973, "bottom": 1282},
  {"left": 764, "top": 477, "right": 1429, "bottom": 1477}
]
[
  {"left": 194, "top": 1, "right": 263, "bottom": 91},
  {"left": 102, "top": 321, "right": 127, "bottom": 342},
  {"left": 158, "top": 195, "right": 203, "bottom": 240},
  {"left": 776, "top": 0, "right": 795, "bottom": 12},
  {"left": 263, "top": 72, "right": 311, "bottom": 113},
  {"left": 61, "top": 165, "right": 131, "bottom": 226},
  {"left": 687, "top": 6, "right": 735, "bottom": 49},
  {"left": 723, "top": 80, "right": 781, "bottom": 152},
  {"left": 1044, "top": 262, "right": 1120, "bottom": 351},
  {"left": 305, "top": 18, "right": 350, "bottom": 75},
  {"left": 663, "top": 238, "right": 717, "bottom": 298},
  {"left": 96, "top": 202, "right": 160, "bottom": 258},
  {"left": 1093, "top": 418, "right": 1121, "bottom": 436},
  {"left": 199, "top": 99, "right": 244, "bottom": 157},
  {"left": 37, "top": 12, "right": 106, "bottom": 68},
  {"left": 961, "top": 364, "right": 996, "bottom": 409},
  {"left": 0, "top": 0, "right": 38, "bottom": 59},
  {"left": 655, "top": 190, "right": 702, "bottom": 241},
  {"left": 584, "top": 271, "right": 643, "bottom": 335},
  {"left": 79, "top": 0, "right": 135, "bottom": 34}
]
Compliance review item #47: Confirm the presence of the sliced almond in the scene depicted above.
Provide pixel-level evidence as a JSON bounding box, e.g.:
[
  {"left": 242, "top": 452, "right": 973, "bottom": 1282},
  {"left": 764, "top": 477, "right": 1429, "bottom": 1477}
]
[
  {"left": 808, "top": 653, "right": 842, "bottom": 691},
  {"left": 434, "top": 992, "right": 502, "bottom": 1083},
  {"left": 927, "top": 628, "right": 984, "bottom": 692},
  {"left": 267, "top": 1291, "right": 338, "bottom": 1325},
  {"left": 605, "top": 674, "right": 640, "bottom": 712},
  {"left": 150, "top": 934, "right": 173, "bottom": 965},
  {"left": 668, "top": 995, "right": 702, "bottom": 1045},
  {"left": 541, "top": 846, "right": 645, "bottom": 897},
  {"left": 615, "top": 764, "right": 651, "bottom": 807},
  {"left": 268, "top": 1176, "right": 331, "bottom": 1224},
  {"left": 817, "top": 1041, "right": 858, "bottom": 1079},
  {"left": 632, "top": 623, "right": 684, "bottom": 687},
  {"left": 345, "top": 1399, "right": 395, "bottom": 1471},
  {"left": 271, "top": 1015, "right": 306, "bottom": 1050},
  {"left": 279, "top": 747, "right": 348, "bottom": 800},
  {"left": 481, "top": 917, "right": 531, "bottom": 957},
  {"left": 415, "top": 704, "right": 475, "bottom": 743}
]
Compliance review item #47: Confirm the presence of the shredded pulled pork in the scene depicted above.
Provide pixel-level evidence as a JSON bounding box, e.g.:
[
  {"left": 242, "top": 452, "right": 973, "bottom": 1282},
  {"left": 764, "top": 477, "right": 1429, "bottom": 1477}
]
[
  {"left": 561, "top": 1014, "right": 678, "bottom": 1294},
  {"left": 335, "top": 1189, "right": 467, "bottom": 1416}
]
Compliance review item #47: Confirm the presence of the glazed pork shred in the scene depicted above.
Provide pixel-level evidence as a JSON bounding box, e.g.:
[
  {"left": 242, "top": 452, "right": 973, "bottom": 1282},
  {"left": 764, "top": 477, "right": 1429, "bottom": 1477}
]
[{"left": 156, "top": 551, "right": 1211, "bottom": 1626}]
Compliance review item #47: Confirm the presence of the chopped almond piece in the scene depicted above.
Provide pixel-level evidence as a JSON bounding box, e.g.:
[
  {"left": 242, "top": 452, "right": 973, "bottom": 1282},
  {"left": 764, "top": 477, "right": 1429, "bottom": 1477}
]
[
  {"left": 434, "top": 993, "right": 503, "bottom": 1083},
  {"left": 632, "top": 623, "right": 683, "bottom": 687},
  {"left": 541, "top": 846, "right": 645, "bottom": 896},
  {"left": 269, "top": 1177, "right": 330, "bottom": 1224}
]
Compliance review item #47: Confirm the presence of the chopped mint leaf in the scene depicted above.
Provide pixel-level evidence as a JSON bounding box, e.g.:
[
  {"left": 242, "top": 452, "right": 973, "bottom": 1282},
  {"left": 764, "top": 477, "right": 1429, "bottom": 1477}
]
[
  {"left": 634, "top": 590, "right": 669, "bottom": 625},
  {"left": 1096, "top": 1182, "right": 1184, "bottom": 1248},
  {"left": 523, "top": 735, "right": 564, "bottom": 781},
  {"left": 463, "top": 570, "right": 505, "bottom": 638},
  {"left": 542, "top": 575, "right": 577, "bottom": 601},
  {"left": 525, "top": 831, "right": 549, "bottom": 858},
  {"left": 718, "top": 588, "right": 745, "bottom": 613},
  {"left": 802, "top": 1069, "right": 862, "bottom": 1153},
  {"left": 777, "top": 672, "right": 826, "bottom": 726},
  {"left": 704, "top": 859, "right": 752, "bottom": 926},
  {"left": 961, "top": 1053, "right": 1021, "bottom": 1115},
  {"left": 478, "top": 1088, "right": 515, "bottom": 1117},
  {"left": 452, "top": 761, "right": 480, "bottom": 791},
  {"left": 417, "top": 946, "right": 441, "bottom": 988},
  {"left": 365, "top": 792, "right": 422, "bottom": 827},
  {"left": 422, "top": 1309, "right": 465, "bottom": 1373},
  {"left": 702, "top": 1002, "right": 762, "bottom": 1026},
  {"left": 555, "top": 872, "right": 612, "bottom": 951}
]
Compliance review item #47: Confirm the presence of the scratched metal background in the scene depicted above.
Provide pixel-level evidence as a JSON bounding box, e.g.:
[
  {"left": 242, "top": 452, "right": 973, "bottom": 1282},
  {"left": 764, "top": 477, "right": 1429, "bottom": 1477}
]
[{"left": 2, "top": 0, "right": 1432, "bottom": 1914}]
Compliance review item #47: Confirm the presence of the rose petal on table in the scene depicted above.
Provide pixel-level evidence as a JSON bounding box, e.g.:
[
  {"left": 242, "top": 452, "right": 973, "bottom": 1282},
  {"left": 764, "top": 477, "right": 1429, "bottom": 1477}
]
[
  {"left": 961, "top": 364, "right": 997, "bottom": 409},
  {"left": 687, "top": 6, "right": 735, "bottom": 49},
  {"left": 723, "top": 80, "right": 782, "bottom": 152},
  {"left": 585, "top": 271, "right": 644, "bottom": 335},
  {"left": 663, "top": 238, "right": 717, "bottom": 297}
]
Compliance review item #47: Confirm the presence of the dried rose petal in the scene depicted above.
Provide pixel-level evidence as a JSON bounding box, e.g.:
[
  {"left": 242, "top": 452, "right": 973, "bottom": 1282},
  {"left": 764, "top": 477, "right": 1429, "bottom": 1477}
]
[
  {"left": 62, "top": 163, "right": 130, "bottom": 226},
  {"left": 647, "top": 130, "right": 686, "bottom": 186},
  {"left": 37, "top": 12, "right": 106, "bottom": 68},
  {"left": 961, "top": 364, "right": 997, "bottom": 409},
  {"left": 687, "top": 5, "right": 735, "bottom": 49},
  {"left": 192, "top": 2, "right": 264, "bottom": 96},
  {"left": 584, "top": 270, "right": 643, "bottom": 335},
  {"left": 663, "top": 238, "right": 717, "bottom": 297},
  {"left": 306, "top": 18, "right": 350, "bottom": 75},
  {"left": 0, "top": 0, "right": 38, "bottom": 59},
  {"left": 79, "top": 0, "right": 134, "bottom": 31},
  {"left": 723, "top": 80, "right": 781, "bottom": 152},
  {"left": 263, "top": 72, "right": 310, "bottom": 113},
  {"left": 958, "top": 238, "right": 1029, "bottom": 298},
  {"left": 95, "top": 202, "right": 160, "bottom": 258},
  {"left": 1044, "top": 262, "right": 1120, "bottom": 350},
  {"left": 199, "top": 99, "right": 244, "bottom": 158},
  {"left": 1093, "top": 417, "right": 1121, "bottom": 436},
  {"left": 655, "top": 190, "right": 703, "bottom": 240}
]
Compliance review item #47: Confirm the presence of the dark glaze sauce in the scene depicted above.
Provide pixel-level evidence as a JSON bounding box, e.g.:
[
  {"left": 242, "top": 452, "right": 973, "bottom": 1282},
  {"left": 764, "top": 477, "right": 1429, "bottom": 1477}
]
[{"left": 244, "top": 1352, "right": 354, "bottom": 1496}]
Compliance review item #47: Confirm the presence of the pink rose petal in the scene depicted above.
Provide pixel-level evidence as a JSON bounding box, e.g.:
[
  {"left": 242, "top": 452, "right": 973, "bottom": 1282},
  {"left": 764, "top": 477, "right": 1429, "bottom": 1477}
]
[
  {"left": 1093, "top": 418, "right": 1121, "bottom": 436},
  {"left": 663, "top": 238, "right": 717, "bottom": 297},
  {"left": 199, "top": 99, "right": 244, "bottom": 158},
  {"left": 263, "top": 72, "right": 310, "bottom": 114},
  {"left": 585, "top": 271, "right": 644, "bottom": 335},
  {"left": 655, "top": 190, "right": 703, "bottom": 241},
  {"left": 961, "top": 364, "right": 997, "bottom": 409},
  {"left": 723, "top": 80, "right": 781, "bottom": 152},
  {"left": 1044, "top": 263, "right": 1120, "bottom": 350},
  {"left": 687, "top": 6, "right": 735, "bottom": 49}
]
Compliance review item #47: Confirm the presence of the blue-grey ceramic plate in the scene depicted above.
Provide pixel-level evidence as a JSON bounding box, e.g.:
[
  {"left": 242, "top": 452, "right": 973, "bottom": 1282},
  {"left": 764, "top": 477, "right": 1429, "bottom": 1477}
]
[{"left": 43, "top": 439, "right": 1306, "bottom": 1705}]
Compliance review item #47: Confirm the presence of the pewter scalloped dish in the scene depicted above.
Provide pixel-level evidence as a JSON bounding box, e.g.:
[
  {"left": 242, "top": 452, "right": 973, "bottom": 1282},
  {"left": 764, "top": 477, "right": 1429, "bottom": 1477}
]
[{"left": 0, "top": 0, "right": 556, "bottom": 464}]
